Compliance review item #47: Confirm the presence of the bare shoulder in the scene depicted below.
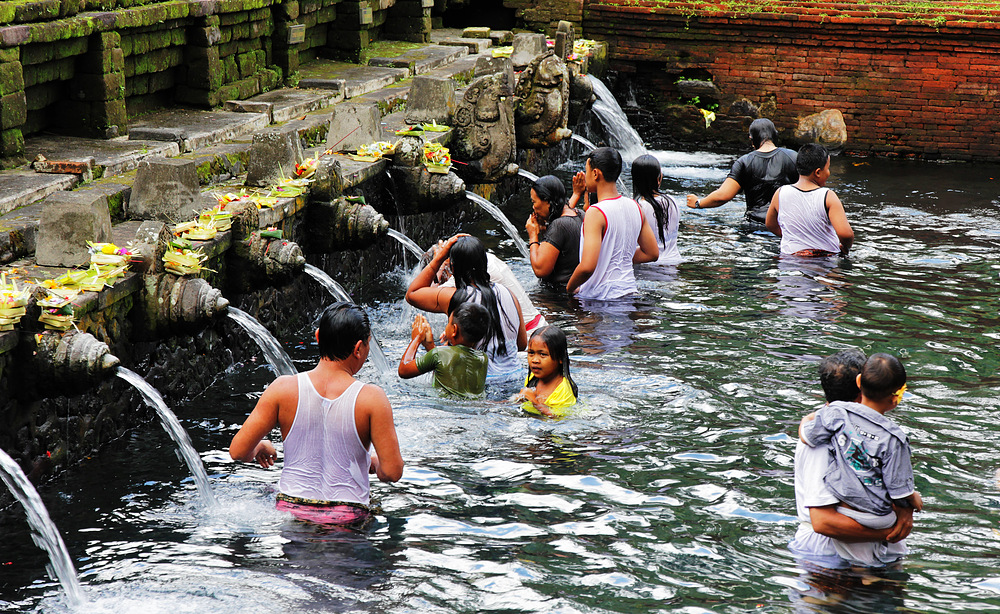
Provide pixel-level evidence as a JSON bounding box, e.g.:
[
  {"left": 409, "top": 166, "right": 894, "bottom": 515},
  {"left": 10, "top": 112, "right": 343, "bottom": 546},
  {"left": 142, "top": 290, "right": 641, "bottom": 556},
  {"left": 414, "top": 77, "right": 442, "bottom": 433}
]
[
  {"left": 263, "top": 373, "right": 298, "bottom": 398},
  {"left": 358, "top": 383, "right": 392, "bottom": 412}
]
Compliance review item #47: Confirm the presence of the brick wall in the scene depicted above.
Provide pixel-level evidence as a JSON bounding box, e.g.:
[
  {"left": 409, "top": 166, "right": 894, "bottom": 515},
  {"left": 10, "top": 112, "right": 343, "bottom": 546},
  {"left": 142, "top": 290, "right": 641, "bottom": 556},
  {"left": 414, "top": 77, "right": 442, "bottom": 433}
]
[{"left": 583, "top": 1, "right": 1000, "bottom": 160}]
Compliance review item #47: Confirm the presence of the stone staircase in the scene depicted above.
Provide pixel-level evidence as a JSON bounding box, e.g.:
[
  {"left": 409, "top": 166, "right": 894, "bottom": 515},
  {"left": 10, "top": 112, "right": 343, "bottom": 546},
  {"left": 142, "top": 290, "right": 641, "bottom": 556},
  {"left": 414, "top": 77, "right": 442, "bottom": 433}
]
[{"left": 0, "top": 28, "right": 501, "bottom": 263}]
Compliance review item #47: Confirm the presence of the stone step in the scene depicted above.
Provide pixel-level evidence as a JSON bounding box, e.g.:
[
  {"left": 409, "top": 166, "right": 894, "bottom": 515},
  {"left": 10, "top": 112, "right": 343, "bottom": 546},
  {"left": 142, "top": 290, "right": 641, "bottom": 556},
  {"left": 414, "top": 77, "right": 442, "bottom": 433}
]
[
  {"left": 225, "top": 89, "right": 343, "bottom": 124},
  {"left": 368, "top": 44, "right": 469, "bottom": 76},
  {"left": 298, "top": 63, "right": 409, "bottom": 99},
  {"left": 128, "top": 108, "right": 270, "bottom": 153},
  {"left": 421, "top": 53, "right": 482, "bottom": 85},
  {"left": 0, "top": 172, "right": 79, "bottom": 218},
  {"left": 22, "top": 135, "right": 180, "bottom": 180}
]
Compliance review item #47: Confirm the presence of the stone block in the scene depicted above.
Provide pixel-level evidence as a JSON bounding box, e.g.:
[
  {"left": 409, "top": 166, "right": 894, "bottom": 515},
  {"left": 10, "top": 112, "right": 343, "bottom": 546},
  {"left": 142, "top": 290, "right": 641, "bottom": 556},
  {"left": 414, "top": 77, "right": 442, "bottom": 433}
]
[
  {"left": 404, "top": 75, "right": 455, "bottom": 124},
  {"left": 554, "top": 20, "right": 575, "bottom": 60},
  {"left": 462, "top": 27, "right": 490, "bottom": 39},
  {"left": 0, "top": 92, "right": 26, "bottom": 130},
  {"left": 35, "top": 191, "right": 112, "bottom": 267},
  {"left": 245, "top": 126, "right": 303, "bottom": 187},
  {"left": 0, "top": 62, "right": 24, "bottom": 96},
  {"left": 511, "top": 33, "right": 547, "bottom": 70},
  {"left": 1, "top": 128, "right": 24, "bottom": 158},
  {"left": 326, "top": 102, "right": 381, "bottom": 152},
  {"left": 489, "top": 30, "right": 513, "bottom": 45},
  {"left": 474, "top": 56, "right": 514, "bottom": 93},
  {"left": 129, "top": 157, "right": 202, "bottom": 222}
]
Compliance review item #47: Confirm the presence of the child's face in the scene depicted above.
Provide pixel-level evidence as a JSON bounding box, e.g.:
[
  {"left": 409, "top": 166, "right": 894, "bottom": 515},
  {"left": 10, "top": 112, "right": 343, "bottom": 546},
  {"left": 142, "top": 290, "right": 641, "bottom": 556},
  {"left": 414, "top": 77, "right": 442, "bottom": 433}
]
[{"left": 526, "top": 337, "right": 560, "bottom": 381}]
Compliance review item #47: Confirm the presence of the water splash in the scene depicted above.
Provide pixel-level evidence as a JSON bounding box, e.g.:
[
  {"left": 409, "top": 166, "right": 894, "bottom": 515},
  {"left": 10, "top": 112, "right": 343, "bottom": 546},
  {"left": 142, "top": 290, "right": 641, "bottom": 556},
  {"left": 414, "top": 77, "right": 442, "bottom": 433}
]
[
  {"left": 117, "top": 367, "right": 216, "bottom": 505},
  {"left": 571, "top": 133, "right": 598, "bottom": 152},
  {"left": 0, "top": 449, "right": 84, "bottom": 605},
  {"left": 517, "top": 169, "right": 539, "bottom": 183},
  {"left": 590, "top": 76, "right": 647, "bottom": 162},
  {"left": 226, "top": 307, "right": 297, "bottom": 377},
  {"left": 303, "top": 264, "right": 393, "bottom": 375},
  {"left": 387, "top": 228, "right": 425, "bottom": 260},
  {"left": 464, "top": 191, "right": 530, "bottom": 259}
]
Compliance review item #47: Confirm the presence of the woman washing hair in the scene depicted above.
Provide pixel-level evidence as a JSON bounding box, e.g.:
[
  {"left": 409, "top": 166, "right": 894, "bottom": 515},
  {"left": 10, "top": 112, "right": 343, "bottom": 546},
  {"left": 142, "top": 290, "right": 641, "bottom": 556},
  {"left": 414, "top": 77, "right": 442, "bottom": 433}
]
[
  {"left": 406, "top": 235, "right": 527, "bottom": 379},
  {"left": 524, "top": 175, "right": 583, "bottom": 288},
  {"left": 632, "top": 154, "right": 682, "bottom": 265}
]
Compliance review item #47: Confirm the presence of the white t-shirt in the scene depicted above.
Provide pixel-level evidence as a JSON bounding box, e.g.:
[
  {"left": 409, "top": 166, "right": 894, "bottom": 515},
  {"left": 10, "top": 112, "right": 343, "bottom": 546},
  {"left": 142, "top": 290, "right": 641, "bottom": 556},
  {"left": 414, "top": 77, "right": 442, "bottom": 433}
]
[
  {"left": 638, "top": 194, "right": 682, "bottom": 265},
  {"left": 789, "top": 439, "right": 908, "bottom": 567}
]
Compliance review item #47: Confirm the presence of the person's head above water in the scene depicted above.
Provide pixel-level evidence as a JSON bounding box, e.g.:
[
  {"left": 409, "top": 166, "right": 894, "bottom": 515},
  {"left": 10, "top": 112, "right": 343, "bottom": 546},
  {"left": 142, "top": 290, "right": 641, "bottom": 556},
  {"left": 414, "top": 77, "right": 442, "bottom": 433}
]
[
  {"left": 748, "top": 118, "right": 779, "bottom": 149},
  {"left": 795, "top": 142, "right": 831, "bottom": 177},
  {"left": 818, "top": 348, "right": 866, "bottom": 403},
  {"left": 859, "top": 353, "right": 907, "bottom": 403},
  {"left": 446, "top": 300, "right": 490, "bottom": 347},
  {"left": 317, "top": 302, "right": 370, "bottom": 361},
  {"left": 526, "top": 325, "right": 578, "bottom": 397},
  {"left": 586, "top": 147, "right": 623, "bottom": 185},
  {"left": 531, "top": 175, "right": 569, "bottom": 225},
  {"left": 448, "top": 235, "right": 490, "bottom": 288}
]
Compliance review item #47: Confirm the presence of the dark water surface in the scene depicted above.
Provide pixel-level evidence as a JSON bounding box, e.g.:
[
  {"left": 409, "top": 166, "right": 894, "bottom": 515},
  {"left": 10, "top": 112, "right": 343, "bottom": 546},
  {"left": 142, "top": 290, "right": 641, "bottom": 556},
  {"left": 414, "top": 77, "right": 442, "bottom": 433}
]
[{"left": 3, "top": 153, "right": 1000, "bottom": 613}]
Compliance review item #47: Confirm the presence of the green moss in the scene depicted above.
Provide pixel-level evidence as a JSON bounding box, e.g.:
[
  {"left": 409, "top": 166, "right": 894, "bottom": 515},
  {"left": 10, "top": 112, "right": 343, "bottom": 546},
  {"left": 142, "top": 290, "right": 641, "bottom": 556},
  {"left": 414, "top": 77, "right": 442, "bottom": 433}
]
[{"left": 106, "top": 191, "right": 125, "bottom": 221}]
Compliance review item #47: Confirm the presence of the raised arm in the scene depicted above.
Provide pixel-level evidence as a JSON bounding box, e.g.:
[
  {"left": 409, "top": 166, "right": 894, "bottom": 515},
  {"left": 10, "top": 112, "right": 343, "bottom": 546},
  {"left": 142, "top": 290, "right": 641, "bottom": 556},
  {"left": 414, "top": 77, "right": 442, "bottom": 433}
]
[
  {"left": 405, "top": 237, "right": 459, "bottom": 313},
  {"left": 398, "top": 315, "right": 435, "bottom": 379},
  {"left": 825, "top": 191, "right": 854, "bottom": 256},
  {"left": 525, "top": 214, "right": 561, "bottom": 278},
  {"left": 687, "top": 177, "right": 742, "bottom": 210}
]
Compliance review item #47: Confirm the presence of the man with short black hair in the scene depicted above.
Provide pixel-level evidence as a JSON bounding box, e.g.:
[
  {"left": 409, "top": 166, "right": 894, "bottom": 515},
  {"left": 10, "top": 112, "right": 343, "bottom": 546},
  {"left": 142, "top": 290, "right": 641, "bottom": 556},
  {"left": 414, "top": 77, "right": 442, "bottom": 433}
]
[
  {"left": 566, "top": 147, "right": 659, "bottom": 299},
  {"left": 230, "top": 302, "right": 403, "bottom": 528}
]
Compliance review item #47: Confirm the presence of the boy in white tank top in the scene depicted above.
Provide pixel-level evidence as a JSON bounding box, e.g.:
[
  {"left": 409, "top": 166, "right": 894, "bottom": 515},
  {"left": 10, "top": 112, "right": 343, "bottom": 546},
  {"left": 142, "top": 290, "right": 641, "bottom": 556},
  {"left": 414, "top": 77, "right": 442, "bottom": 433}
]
[{"left": 566, "top": 147, "right": 660, "bottom": 300}]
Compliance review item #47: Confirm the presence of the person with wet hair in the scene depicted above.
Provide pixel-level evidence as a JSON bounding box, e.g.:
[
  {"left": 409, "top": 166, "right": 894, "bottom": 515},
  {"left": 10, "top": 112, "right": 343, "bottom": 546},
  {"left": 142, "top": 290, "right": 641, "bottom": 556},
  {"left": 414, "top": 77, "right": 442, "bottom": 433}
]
[
  {"left": 566, "top": 147, "right": 660, "bottom": 299},
  {"left": 397, "top": 302, "right": 489, "bottom": 397},
  {"left": 517, "top": 325, "right": 578, "bottom": 418},
  {"left": 798, "top": 352, "right": 922, "bottom": 566},
  {"left": 524, "top": 174, "right": 582, "bottom": 287},
  {"left": 687, "top": 118, "right": 798, "bottom": 224},
  {"left": 632, "top": 153, "right": 682, "bottom": 265},
  {"left": 765, "top": 143, "right": 854, "bottom": 257},
  {"left": 790, "top": 349, "right": 914, "bottom": 568},
  {"left": 407, "top": 234, "right": 527, "bottom": 379},
  {"left": 230, "top": 302, "right": 403, "bottom": 529}
]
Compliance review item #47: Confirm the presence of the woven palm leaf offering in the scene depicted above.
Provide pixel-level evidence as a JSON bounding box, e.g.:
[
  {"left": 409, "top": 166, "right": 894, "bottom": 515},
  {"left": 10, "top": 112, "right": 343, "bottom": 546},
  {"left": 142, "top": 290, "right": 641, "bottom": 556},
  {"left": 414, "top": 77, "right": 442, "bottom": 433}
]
[
  {"left": 420, "top": 120, "right": 449, "bottom": 132},
  {"left": 0, "top": 272, "right": 30, "bottom": 331},
  {"left": 199, "top": 206, "right": 233, "bottom": 232},
  {"left": 423, "top": 142, "right": 452, "bottom": 174},
  {"left": 350, "top": 141, "right": 398, "bottom": 162},
  {"left": 163, "top": 242, "right": 209, "bottom": 277},
  {"left": 36, "top": 283, "right": 78, "bottom": 331}
]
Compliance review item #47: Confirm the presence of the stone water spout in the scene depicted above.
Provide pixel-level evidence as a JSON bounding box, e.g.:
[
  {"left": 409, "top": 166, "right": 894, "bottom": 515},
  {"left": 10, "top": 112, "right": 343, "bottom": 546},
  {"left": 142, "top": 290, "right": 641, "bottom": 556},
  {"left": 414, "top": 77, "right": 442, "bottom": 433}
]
[
  {"left": 389, "top": 136, "right": 466, "bottom": 214},
  {"left": 225, "top": 199, "right": 306, "bottom": 286},
  {"left": 514, "top": 51, "right": 573, "bottom": 149},
  {"left": 451, "top": 71, "right": 519, "bottom": 183},
  {"left": 32, "top": 330, "right": 120, "bottom": 389},
  {"left": 142, "top": 274, "right": 230, "bottom": 336},
  {"left": 303, "top": 196, "right": 390, "bottom": 252}
]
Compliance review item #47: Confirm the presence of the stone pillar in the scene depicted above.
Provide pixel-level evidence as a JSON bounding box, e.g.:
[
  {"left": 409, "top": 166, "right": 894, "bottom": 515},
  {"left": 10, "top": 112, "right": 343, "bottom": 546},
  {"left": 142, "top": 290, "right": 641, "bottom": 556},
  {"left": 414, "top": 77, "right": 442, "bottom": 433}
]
[
  {"left": 245, "top": 126, "right": 304, "bottom": 187},
  {"left": 35, "top": 192, "right": 113, "bottom": 268},
  {"left": 129, "top": 157, "right": 202, "bottom": 222},
  {"left": 511, "top": 33, "right": 547, "bottom": 70},
  {"left": 0, "top": 47, "right": 26, "bottom": 168},
  {"left": 385, "top": 0, "right": 433, "bottom": 44},
  {"left": 328, "top": 0, "right": 376, "bottom": 63},
  {"left": 272, "top": 0, "right": 302, "bottom": 78},
  {"left": 404, "top": 76, "right": 456, "bottom": 124},
  {"left": 63, "top": 32, "right": 128, "bottom": 139},
  {"left": 177, "top": 15, "right": 225, "bottom": 107}
]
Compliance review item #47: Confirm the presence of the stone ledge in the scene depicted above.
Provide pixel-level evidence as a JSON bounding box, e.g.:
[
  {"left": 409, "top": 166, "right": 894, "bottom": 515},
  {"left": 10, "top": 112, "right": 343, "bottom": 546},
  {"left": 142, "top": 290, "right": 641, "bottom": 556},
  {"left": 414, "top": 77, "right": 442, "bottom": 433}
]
[{"left": 368, "top": 44, "right": 469, "bottom": 76}]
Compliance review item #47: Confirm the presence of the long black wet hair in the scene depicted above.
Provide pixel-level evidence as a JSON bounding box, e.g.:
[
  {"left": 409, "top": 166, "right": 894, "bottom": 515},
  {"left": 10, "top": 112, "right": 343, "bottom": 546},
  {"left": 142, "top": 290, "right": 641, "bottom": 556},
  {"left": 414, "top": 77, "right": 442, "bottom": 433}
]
[
  {"left": 531, "top": 175, "right": 569, "bottom": 226},
  {"left": 446, "top": 236, "right": 507, "bottom": 356},
  {"left": 631, "top": 153, "right": 670, "bottom": 245},
  {"left": 524, "top": 326, "right": 578, "bottom": 398}
]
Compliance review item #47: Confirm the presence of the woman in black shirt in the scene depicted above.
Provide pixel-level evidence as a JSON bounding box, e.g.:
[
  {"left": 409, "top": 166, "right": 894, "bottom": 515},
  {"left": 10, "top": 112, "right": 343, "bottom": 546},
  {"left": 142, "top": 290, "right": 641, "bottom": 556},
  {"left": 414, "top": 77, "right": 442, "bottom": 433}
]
[{"left": 524, "top": 175, "right": 583, "bottom": 287}]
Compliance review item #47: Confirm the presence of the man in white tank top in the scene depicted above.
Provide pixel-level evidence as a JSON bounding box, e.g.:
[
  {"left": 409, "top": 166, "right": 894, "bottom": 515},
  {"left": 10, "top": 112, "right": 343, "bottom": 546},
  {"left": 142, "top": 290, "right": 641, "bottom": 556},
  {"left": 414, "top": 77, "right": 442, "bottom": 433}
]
[
  {"left": 765, "top": 143, "right": 854, "bottom": 257},
  {"left": 230, "top": 303, "right": 403, "bottom": 522},
  {"left": 566, "top": 147, "right": 660, "bottom": 300}
]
